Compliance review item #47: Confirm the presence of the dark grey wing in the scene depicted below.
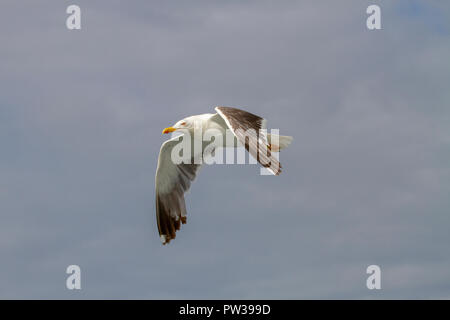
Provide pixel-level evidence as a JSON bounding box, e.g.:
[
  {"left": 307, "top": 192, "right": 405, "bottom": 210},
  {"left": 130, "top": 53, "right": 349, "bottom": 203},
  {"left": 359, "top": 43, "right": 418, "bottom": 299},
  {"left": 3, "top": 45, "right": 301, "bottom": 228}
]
[
  {"left": 215, "top": 106, "right": 281, "bottom": 175},
  {"left": 155, "top": 135, "right": 201, "bottom": 245}
]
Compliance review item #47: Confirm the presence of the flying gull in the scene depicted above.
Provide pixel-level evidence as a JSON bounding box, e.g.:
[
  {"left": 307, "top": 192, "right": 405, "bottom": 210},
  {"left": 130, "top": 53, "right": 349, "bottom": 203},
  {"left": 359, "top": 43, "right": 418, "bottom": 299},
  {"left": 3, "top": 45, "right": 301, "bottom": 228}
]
[{"left": 155, "top": 106, "right": 293, "bottom": 244}]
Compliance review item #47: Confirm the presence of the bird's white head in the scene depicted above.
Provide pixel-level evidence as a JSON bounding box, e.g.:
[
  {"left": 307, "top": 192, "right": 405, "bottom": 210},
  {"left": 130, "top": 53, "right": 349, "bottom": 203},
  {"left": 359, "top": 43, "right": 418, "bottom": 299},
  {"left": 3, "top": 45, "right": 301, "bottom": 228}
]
[{"left": 162, "top": 117, "right": 194, "bottom": 134}]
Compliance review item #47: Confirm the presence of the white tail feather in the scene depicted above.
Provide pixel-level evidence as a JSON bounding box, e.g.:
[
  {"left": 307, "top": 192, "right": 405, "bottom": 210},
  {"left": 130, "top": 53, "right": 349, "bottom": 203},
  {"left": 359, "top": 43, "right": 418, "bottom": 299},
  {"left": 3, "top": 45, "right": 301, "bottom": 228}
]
[{"left": 267, "top": 134, "right": 293, "bottom": 152}]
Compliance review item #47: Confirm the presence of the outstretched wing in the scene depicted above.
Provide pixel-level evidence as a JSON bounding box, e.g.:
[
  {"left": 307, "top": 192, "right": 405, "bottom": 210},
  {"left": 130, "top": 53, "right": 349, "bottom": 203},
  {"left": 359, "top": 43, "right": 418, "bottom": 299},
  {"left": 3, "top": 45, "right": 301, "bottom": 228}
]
[
  {"left": 155, "top": 135, "right": 201, "bottom": 245},
  {"left": 215, "top": 106, "right": 281, "bottom": 175}
]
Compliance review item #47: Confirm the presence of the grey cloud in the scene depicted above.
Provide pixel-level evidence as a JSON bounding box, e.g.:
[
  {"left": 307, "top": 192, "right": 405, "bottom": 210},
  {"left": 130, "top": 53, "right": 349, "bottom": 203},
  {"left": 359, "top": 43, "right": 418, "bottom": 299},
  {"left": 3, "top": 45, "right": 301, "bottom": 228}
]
[{"left": 0, "top": 0, "right": 449, "bottom": 298}]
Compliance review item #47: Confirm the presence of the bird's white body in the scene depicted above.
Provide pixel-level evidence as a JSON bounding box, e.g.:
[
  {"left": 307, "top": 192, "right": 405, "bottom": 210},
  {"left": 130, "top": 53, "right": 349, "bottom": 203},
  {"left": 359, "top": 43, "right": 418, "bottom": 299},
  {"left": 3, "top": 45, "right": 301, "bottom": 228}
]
[{"left": 174, "top": 113, "right": 239, "bottom": 148}]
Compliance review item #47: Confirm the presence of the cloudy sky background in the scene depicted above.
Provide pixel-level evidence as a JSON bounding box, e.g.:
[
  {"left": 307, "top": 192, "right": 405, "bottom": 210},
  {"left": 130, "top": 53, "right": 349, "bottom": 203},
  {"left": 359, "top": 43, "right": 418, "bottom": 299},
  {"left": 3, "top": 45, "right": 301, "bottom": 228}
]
[{"left": 1, "top": 0, "right": 450, "bottom": 299}]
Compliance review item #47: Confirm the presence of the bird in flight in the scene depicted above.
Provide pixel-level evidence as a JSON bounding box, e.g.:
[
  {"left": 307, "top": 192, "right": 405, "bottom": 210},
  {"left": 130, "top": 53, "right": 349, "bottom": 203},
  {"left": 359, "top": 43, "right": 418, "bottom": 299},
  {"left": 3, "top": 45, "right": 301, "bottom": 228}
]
[{"left": 155, "top": 106, "right": 293, "bottom": 244}]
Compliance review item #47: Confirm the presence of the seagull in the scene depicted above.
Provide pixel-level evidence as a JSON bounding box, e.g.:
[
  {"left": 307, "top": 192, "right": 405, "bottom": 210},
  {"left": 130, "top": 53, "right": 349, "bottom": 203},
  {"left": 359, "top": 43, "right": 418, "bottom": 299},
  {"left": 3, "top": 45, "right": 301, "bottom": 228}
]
[{"left": 155, "top": 106, "right": 293, "bottom": 244}]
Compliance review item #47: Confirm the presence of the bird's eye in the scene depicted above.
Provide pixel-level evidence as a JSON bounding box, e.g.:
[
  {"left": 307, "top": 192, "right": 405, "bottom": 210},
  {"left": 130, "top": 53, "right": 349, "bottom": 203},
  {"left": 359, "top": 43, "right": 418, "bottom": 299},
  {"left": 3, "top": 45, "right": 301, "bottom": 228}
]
[{"left": 180, "top": 122, "right": 186, "bottom": 126}]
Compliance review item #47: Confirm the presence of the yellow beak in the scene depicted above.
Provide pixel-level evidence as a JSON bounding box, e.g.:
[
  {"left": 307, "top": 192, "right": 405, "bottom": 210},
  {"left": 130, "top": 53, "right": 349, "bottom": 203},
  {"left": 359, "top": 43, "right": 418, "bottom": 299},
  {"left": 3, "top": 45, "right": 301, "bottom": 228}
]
[{"left": 162, "top": 127, "right": 177, "bottom": 134}]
